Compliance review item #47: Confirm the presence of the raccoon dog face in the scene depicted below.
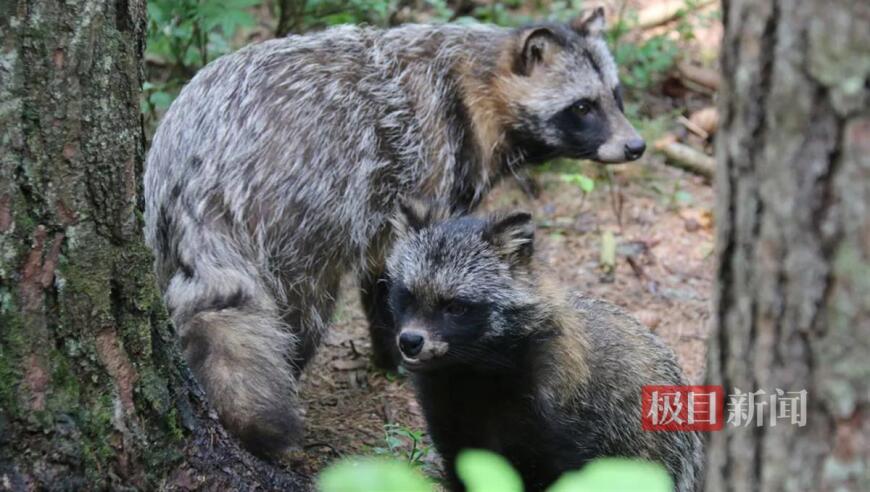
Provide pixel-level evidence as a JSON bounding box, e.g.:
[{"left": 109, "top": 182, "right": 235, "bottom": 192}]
[
  {"left": 386, "top": 202, "right": 538, "bottom": 372},
  {"left": 504, "top": 8, "right": 645, "bottom": 164}
]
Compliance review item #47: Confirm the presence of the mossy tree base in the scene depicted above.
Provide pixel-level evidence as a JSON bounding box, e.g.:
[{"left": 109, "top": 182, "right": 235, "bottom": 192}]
[{"left": 0, "top": 1, "right": 304, "bottom": 489}]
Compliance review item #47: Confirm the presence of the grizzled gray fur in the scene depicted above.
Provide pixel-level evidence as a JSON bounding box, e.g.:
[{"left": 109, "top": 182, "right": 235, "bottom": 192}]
[
  {"left": 144, "top": 7, "right": 645, "bottom": 454},
  {"left": 386, "top": 205, "right": 701, "bottom": 492}
]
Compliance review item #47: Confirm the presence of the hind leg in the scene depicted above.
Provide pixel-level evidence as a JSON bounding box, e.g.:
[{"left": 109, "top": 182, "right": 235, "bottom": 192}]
[
  {"left": 283, "top": 276, "right": 340, "bottom": 374},
  {"left": 167, "top": 271, "right": 302, "bottom": 456},
  {"left": 360, "top": 269, "right": 399, "bottom": 370}
]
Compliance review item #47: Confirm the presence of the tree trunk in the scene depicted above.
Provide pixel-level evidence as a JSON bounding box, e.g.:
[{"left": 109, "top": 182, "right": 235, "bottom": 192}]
[
  {"left": 0, "top": 1, "right": 304, "bottom": 489},
  {"left": 706, "top": 0, "right": 869, "bottom": 491}
]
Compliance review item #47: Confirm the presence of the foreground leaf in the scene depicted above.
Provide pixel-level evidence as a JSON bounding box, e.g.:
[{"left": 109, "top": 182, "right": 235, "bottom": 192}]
[
  {"left": 548, "top": 458, "right": 673, "bottom": 492},
  {"left": 317, "top": 458, "right": 432, "bottom": 492},
  {"left": 456, "top": 449, "right": 523, "bottom": 492}
]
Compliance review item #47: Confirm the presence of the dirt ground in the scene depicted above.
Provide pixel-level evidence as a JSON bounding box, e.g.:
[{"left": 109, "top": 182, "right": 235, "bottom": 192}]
[{"left": 290, "top": 157, "right": 715, "bottom": 477}]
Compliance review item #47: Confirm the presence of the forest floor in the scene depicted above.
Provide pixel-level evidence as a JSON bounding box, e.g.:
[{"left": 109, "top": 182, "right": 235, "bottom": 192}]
[{"left": 290, "top": 158, "right": 716, "bottom": 478}]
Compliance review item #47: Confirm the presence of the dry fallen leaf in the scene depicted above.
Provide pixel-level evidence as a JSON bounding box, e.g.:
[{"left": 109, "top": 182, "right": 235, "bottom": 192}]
[
  {"left": 689, "top": 106, "right": 719, "bottom": 135},
  {"left": 331, "top": 358, "right": 368, "bottom": 371}
]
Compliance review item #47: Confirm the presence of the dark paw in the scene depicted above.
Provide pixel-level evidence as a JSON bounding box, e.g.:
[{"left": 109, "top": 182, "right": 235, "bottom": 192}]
[{"left": 370, "top": 341, "right": 400, "bottom": 372}]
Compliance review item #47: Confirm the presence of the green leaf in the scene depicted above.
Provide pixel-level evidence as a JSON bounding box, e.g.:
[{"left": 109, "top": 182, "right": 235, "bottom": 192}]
[
  {"left": 149, "top": 91, "right": 174, "bottom": 109},
  {"left": 560, "top": 173, "right": 596, "bottom": 194},
  {"left": 547, "top": 458, "right": 673, "bottom": 492},
  {"left": 577, "top": 174, "right": 595, "bottom": 193},
  {"left": 456, "top": 449, "right": 523, "bottom": 492},
  {"left": 317, "top": 458, "right": 433, "bottom": 492}
]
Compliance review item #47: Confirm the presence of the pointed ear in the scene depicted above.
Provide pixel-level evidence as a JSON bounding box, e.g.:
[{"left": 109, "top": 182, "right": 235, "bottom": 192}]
[
  {"left": 514, "top": 27, "right": 560, "bottom": 76},
  {"left": 571, "top": 7, "right": 607, "bottom": 37},
  {"left": 485, "top": 212, "right": 535, "bottom": 264},
  {"left": 391, "top": 198, "right": 448, "bottom": 239}
]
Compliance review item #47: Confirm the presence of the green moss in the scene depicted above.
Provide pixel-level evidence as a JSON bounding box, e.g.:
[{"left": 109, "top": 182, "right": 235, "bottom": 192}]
[
  {"left": 76, "top": 394, "right": 117, "bottom": 485},
  {"left": 58, "top": 253, "right": 114, "bottom": 330},
  {"left": 10, "top": 192, "right": 39, "bottom": 239},
  {"left": 122, "top": 318, "right": 154, "bottom": 359},
  {"left": 0, "top": 313, "right": 24, "bottom": 418},
  {"left": 45, "top": 348, "right": 83, "bottom": 414},
  {"left": 137, "top": 367, "right": 171, "bottom": 414},
  {"left": 165, "top": 408, "right": 185, "bottom": 442},
  {"left": 103, "top": 242, "right": 162, "bottom": 359}
]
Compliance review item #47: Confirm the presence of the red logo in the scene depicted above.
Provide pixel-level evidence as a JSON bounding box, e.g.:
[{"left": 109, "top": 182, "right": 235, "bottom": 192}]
[{"left": 642, "top": 385, "right": 725, "bottom": 431}]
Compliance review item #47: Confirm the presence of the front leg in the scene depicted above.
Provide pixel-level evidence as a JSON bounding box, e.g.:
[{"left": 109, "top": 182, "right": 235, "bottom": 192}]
[{"left": 360, "top": 269, "right": 399, "bottom": 370}]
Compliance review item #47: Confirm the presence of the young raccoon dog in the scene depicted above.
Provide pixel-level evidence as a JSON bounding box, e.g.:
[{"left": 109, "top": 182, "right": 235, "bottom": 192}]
[
  {"left": 144, "top": 7, "right": 646, "bottom": 455},
  {"left": 386, "top": 204, "right": 702, "bottom": 492}
]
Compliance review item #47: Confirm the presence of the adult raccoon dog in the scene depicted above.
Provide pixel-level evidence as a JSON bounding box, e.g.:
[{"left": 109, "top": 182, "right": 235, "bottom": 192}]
[
  {"left": 144, "top": 8, "right": 646, "bottom": 454},
  {"left": 386, "top": 205, "right": 702, "bottom": 492}
]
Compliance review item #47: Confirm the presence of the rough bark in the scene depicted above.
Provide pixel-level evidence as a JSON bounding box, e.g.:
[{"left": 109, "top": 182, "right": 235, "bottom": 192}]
[
  {"left": 0, "top": 1, "right": 304, "bottom": 489},
  {"left": 706, "top": 0, "right": 869, "bottom": 491}
]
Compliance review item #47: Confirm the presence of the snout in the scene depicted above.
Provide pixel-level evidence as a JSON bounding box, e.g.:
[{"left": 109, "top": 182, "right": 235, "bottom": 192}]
[
  {"left": 595, "top": 114, "right": 646, "bottom": 163},
  {"left": 623, "top": 138, "right": 646, "bottom": 161},
  {"left": 398, "top": 331, "right": 424, "bottom": 357},
  {"left": 596, "top": 135, "right": 647, "bottom": 163},
  {"left": 396, "top": 328, "right": 449, "bottom": 367}
]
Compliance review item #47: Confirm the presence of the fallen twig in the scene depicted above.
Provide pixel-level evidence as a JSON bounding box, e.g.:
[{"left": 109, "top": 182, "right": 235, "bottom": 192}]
[
  {"left": 655, "top": 136, "right": 715, "bottom": 181},
  {"left": 637, "top": 0, "right": 717, "bottom": 29},
  {"left": 304, "top": 442, "right": 343, "bottom": 458},
  {"left": 677, "top": 115, "right": 710, "bottom": 140},
  {"left": 676, "top": 61, "right": 720, "bottom": 91}
]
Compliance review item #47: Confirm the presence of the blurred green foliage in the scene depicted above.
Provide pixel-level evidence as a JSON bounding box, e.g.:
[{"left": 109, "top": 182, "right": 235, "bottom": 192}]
[
  {"left": 455, "top": 449, "right": 524, "bottom": 492},
  {"left": 143, "top": 0, "right": 698, "bottom": 120},
  {"left": 613, "top": 35, "right": 678, "bottom": 90},
  {"left": 318, "top": 457, "right": 432, "bottom": 492},
  {"left": 317, "top": 449, "right": 674, "bottom": 492},
  {"left": 143, "top": 0, "right": 261, "bottom": 116}
]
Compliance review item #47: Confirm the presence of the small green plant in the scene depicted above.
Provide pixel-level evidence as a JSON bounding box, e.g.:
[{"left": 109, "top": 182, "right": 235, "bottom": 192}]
[
  {"left": 560, "top": 171, "right": 596, "bottom": 212},
  {"left": 651, "top": 181, "right": 695, "bottom": 210},
  {"left": 317, "top": 449, "right": 674, "bottom": 492},
  {"left": 370, "top": 423, "right": 433, "bottom": 470},
  {"left": 612, "top": 34, "right": 679, "bottom": 90},
  {"left": 558, "top": 163, "right": 599, "bottom": 212},
  {"left": 561, "top": 172, "right": 596, "bottom": 195}
]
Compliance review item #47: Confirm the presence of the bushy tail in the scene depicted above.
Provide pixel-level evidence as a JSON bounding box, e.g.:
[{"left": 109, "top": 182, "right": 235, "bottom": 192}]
[{"left": 179, "top": 303, "right": 301, "bottom": 455}]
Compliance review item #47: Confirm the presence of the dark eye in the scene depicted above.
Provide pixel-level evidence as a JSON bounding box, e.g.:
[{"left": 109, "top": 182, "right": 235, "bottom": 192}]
[
  {"left": 572, "top": 100, "right": 592, "bottom": 117},
  {"left": 444, "top": 301, "right": 468, "bottom": 317}
]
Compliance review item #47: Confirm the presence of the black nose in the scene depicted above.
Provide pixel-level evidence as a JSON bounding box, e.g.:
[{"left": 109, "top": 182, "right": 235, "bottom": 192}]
[
  {"left": 398, "top": 332, "right": 425, "bottom": 357},
  {"left": 624, "top": 139, "right": 646, "bottom": 161}
]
